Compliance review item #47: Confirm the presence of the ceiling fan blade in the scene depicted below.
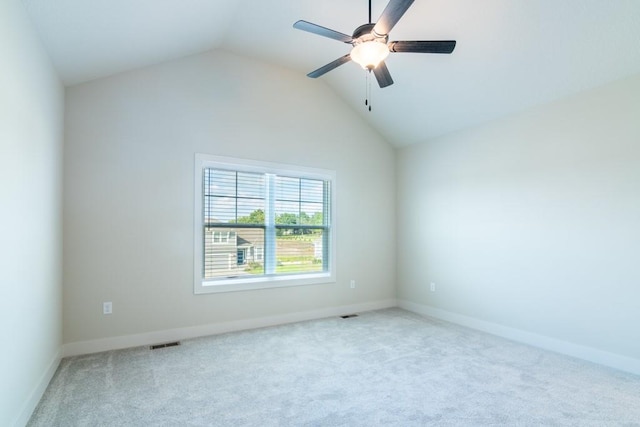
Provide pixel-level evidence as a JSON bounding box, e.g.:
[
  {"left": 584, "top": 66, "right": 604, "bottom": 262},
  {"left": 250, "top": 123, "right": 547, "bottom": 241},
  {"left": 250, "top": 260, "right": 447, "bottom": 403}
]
[
  {"left": 307, "top": 54, "right": 352, "bottom": 78},
  {"left": 373, "top": 61, "right": 394, "bottom": 88},
  {"left": 293, "top": 20, "right": 352, "bottom": 43},
  {"left": 373, "top": 0, "right": 415, "bottom": 36},
  {"left": 389, "top": 40, "right": 456, "bottom": 54}
]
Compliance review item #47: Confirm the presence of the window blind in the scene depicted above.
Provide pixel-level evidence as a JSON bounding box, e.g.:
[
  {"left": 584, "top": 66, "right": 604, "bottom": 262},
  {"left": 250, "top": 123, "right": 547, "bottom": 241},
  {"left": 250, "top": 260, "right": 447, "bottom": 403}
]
[{"left": 202, "top": 167, "right": 330, "bottom": 281}]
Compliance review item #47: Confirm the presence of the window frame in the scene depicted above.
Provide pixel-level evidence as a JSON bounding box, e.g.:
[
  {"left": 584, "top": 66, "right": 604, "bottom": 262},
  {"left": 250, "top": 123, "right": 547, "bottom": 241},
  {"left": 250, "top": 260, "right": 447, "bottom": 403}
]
[{"left": 194, "top": 154, "right": 336, "bottom": 294}]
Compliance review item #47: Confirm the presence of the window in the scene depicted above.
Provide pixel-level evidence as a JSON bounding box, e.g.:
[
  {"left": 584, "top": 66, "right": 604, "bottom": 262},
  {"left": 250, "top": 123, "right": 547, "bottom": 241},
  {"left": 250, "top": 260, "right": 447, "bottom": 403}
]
[
  {"left": 194, "top": 154, "right": 335, "bottom": 294},
  {"left": 211, "top": 231, "right": 236, "bottom": 245}
]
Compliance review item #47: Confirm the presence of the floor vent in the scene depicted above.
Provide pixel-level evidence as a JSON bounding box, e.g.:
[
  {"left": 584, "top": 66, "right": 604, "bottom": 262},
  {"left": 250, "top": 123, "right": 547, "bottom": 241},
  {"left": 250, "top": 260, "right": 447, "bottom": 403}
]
[
  {"left": 150, "top": 341, "right": 180, "bottom": 350},
  {"left": 340, "top": 314, "right": 359, "bottom": 319}
]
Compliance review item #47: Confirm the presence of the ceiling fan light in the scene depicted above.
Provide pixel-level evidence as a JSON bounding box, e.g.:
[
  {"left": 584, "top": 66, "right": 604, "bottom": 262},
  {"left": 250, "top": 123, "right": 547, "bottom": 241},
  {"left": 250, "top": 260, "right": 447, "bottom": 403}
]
[{"left": 350, "top": 41, "right": 389, "bottom": 70}]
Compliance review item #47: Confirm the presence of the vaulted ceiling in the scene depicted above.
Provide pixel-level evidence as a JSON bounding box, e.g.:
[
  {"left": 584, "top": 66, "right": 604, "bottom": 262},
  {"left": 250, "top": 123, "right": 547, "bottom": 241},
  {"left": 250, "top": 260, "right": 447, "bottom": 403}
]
[{"left": 23, "top": 0, "right": 640, "bottom": 146}]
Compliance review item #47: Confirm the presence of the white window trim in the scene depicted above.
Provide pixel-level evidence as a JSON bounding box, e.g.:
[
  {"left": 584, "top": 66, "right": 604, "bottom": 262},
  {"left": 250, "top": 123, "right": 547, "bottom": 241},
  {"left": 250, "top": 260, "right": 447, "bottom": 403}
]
[{"left": 194, "top": 153, "right": 336, "bottom": 294}]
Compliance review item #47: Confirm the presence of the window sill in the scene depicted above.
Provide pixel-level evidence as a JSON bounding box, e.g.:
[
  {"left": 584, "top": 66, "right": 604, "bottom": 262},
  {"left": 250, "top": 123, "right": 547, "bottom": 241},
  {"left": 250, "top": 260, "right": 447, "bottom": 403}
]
[{"left": 194, "top": 272, "right": 335, "bottom": 294}]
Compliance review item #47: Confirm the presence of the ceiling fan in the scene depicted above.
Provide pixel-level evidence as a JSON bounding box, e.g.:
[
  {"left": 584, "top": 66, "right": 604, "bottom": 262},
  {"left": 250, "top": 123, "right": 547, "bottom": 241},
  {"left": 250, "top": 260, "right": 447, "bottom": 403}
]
[{"left": 293, "top": 0, "right": 456, "bottom": 88}]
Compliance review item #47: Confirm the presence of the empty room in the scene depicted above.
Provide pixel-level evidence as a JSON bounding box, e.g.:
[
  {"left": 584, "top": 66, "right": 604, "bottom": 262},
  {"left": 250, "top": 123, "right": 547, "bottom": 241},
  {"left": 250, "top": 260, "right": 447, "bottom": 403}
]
[{"left": 2, "top": 0, "right": 640, "bottom": 425}]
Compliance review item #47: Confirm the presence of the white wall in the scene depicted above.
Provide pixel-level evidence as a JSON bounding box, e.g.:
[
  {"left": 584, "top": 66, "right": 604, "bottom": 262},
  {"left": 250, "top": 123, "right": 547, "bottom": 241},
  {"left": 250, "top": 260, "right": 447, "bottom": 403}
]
[
  {"left": 63, "top": 49, "right": 396, "bottom": 347},
  {"left": 0, "top": 1, "right": 64, "bottom": 425},
  {"left": 397, "top": 73, "right": 640, "bottom": 370}
]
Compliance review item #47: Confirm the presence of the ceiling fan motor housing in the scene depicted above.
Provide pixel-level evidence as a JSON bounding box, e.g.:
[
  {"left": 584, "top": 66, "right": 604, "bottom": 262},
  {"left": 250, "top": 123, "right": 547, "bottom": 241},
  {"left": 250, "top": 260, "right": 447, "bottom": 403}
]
[{"left": 352, "top": 23, "right": 388, "bottom": 45}]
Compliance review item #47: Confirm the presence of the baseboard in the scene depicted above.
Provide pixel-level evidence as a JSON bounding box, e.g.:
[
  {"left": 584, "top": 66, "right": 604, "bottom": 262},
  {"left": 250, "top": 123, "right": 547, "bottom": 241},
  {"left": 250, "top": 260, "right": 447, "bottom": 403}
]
[
  {"left": 14, "top": 349, "right": 61, "bottom": 427},
  {"left": 398, "top": 299, "right": 640, "bottom": 376},
  {"left": 63, "top": 299, "right": 397, "bottom": 357}
]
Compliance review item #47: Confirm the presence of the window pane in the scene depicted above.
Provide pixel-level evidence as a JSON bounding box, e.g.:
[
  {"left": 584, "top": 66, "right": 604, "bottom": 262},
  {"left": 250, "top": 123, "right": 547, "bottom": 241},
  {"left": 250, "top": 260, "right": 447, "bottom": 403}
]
[
  {"left": 275, "top": 200, "right": 299, "bottom": 225},
  {"left": 300, "top": 202, "right": 324, "bottom": 225},
  {"left": 204, "top": 168, "right": 265, "bottom": 224},
  {"left": 204, "top": 227, "right": 265, "bottom": 279},
  {"left": 236, "top": 208, "right": 264, "bottom": 225},
  {"left": 237, "top": 200, "right": 264, "bottom": 224},
  {"left": 206, "top": 169, "right": 236, "bottom": 197},
  {"left": 300, "top": 179, "right": 324, "bottom": 203},
  {"left": 237, "top": 172, "right": 265, "bottom": 199},
  {"left": 275, "top": 176, "right": 299, "bottom": 201},
  {"left": 273, "top": 177, "right": 327, "bottom": 225},
  {"left": 276, "top": 228, "right": 325, "bottom": 275},
  {"left": 205, "top": 196, "right": 235, "bottom": 223}
]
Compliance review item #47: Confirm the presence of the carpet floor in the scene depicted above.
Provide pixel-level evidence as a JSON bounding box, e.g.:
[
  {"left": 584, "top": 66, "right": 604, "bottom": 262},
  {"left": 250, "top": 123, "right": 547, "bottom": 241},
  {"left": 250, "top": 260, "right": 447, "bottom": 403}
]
[{"left": 28, "top": 308, "right": 640, "bottom": 426}]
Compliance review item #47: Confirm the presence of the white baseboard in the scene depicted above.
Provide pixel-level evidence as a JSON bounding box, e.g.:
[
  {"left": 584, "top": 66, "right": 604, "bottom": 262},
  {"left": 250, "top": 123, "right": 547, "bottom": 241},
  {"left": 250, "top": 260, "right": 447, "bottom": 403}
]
[
  {"left": 63, "top": 299, "right": 397, "bottom": 357},
  {"left": 14, "top": 349, "right": 61, "bottom": 427},
  {"left": 398, "top": 299, "right": 640, "bottom": 376}
]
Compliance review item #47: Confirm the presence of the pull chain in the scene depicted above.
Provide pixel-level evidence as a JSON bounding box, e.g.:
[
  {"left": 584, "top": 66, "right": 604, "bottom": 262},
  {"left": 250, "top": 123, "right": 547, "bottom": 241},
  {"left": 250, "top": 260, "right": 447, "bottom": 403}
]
[
  {"left": 365, "top": 71, "right": 369, "bottom": 109},
  {"left": 365, "top": 70, "right": 372, "bottom": 112},
  {"left": 368, "top": 72, "right": 372, "bottom": 111}
]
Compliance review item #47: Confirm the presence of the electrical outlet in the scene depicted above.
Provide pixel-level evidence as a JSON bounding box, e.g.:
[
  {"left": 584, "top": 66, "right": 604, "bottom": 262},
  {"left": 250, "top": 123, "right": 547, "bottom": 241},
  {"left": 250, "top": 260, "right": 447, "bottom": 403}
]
[
  {"left": 350, "top": 280, "right": 356, "bottom": 289},
  {"left": 430, "top": 282, "right": 436, "bottom": 292},
  {"left": 103, "top": 302, "right": 112, "bottom": 315}
]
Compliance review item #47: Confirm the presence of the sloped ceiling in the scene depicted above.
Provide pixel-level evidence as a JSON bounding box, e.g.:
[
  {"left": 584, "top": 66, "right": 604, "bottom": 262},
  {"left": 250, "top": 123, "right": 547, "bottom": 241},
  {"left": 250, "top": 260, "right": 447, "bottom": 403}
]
[{"left": 22, "top": 0, "right": 640, "bottom": 146}]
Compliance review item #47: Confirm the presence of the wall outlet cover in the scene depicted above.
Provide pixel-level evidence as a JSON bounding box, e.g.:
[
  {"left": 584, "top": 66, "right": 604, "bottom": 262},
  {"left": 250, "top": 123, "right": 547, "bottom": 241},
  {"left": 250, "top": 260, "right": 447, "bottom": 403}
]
[{"left": 103, "top": 302, "right": 113, "bottom": 315}]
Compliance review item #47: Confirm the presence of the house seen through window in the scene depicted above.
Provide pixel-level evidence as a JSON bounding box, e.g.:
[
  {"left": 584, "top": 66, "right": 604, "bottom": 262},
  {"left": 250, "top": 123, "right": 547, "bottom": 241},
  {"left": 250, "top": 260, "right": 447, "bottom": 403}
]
[{"left": 194, "top": 154, "right": 335, "bottom": 294}]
